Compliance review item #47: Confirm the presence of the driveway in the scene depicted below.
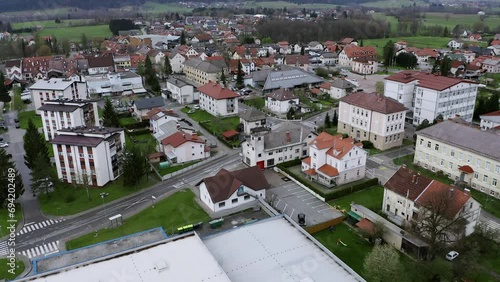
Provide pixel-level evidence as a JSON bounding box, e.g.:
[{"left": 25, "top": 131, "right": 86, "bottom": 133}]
[{"left": 263, "top": 170, "right": 343, "bottom": 226}]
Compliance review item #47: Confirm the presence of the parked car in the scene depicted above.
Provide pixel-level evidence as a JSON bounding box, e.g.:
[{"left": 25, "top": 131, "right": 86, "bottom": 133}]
[
  {"left": 187, "top": 109, "right": 196, "bottom": 114},
  {"left": 445, "top": 251, "right": 459, "bottom": 261},
  {"left": 0, "top": 142, "right": 9, "bottom": 148},
  {"left": 14, "top": 118, "right": 19, "bottom": 123},
  {"left": 193, "top": 105, "right": 200, "bottom": 110}
]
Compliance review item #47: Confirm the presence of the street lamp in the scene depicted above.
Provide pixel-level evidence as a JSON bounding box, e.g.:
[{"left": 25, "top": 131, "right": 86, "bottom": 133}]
[
  {"left": 151, "top": 195, "right": 156, "bottom": 208},
  {"left": 100, "top": 192, "right": 110, "bottom": 220}
]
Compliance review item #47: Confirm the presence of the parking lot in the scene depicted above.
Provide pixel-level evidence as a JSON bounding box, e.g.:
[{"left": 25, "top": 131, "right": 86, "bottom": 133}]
[{"left": 263, "top": 170, "right": 343, "bottom": 226}]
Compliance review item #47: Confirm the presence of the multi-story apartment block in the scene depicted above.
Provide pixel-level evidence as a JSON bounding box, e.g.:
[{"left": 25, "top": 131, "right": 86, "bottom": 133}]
[
  {"left": 383, "top": 166, "right": 480, "bottom": 237},
  {"left": 165, "top": 77, "right": 198, "bottom": 105},
  {"left": 414, "top": 120, "right": 500, "bottom": 198},
  {"left": 50, "top": 127, "right": 125, "bottom": 187},
  {"left": 301, "top": 132, "right": 367, "bottom": 187},
  {"left": 30, "top": 78, "right": 88, "bottom": 114},
  {"left": 241, "top": 122, "right": 316, "bottom": 169},
  {"left": 338, "top": 92, "right": 407, "bottom": 150},
  {"left": 384, "top": 71, "right": 478, "bottom": 125},
  {"left": 38, "top": 100, "right": 99, "bottom": 141},
  {"left": 480, "top": 110, "right": 500, "bottom": 130},
  {"left": 198, "top": 82, "right": 239, "bottom": 117},
  {"left": 183, "top": 58, "right": 225, "bottom": 85}
]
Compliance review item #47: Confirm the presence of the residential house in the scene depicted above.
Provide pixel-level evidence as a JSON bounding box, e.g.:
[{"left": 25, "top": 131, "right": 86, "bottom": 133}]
[
  {"left": 307, "top": 41, "right": 324, "bottom": 51},
  {"left": 50, "top": 127, "right": 125, "bottom": 187},
  {"left": 241, "top": 122, "right": 316, "bottom": 169},
  {"left": 319, "top": 52, "right": 338, "bottom": 66},
  {"left": 86, "top": 71, "right": 146, "bottom": 97},
  {"left": 447, "top": 39, "right": 464, "bottom": 49},
  {"left": 284, "top": 55, "right": 310, "bottom": 71},
  {"left": 39, "top": 100, "right": 99, "bottom": 141},
  {"left": 340, "top": 38, "right": 357, "bottom": 46},
  {"left": 4, "top": 60, "right": 22, "bottom": 80},
  {"left": 321, "top": 78, "right": 355, "bottom": 99},
  {"left": 199, "top": 166, "right": 270, "bottom": 212},
  {"left": 262, "top": 68, "right": 323, "bottom": 93},
  {"left": 351, "top": 58, "right": 378, "bottom": 75},
  {"left": 301, "top": 132, "right": 367, "bottom": 187},
  {"left": 183, "top": 58, "right": 225, "bottom": 85},
  {"left": 277, "top": 41, "right": 292, "bottom": 54},
  {"left": 265, "top": 88, "right": 299, "bottom": 114},
  {"left": 414, "top": 120, "right": 500, "bottom": 198},
  {"left": 30, "top": 78, "right": 88, "bottom": 114},
  {"left": 480, "top": 110, "right": 500, "bottom": 130},
  {"left": 133, "top": 96, "right": 165, "bottom": 121},
  {"left": 338, "top": 92, "right": 406, "bottom": 150},
  {"left": 481, "top": 58, "right": 500, "bottom": 73},
  {"left": 487, "top": 45, "right": 500, "bottom": 56},
  {"left": 148, "top": 108, "right": 179, "bottom": 134},
  {"left": 169, "top": 52, "right": 186, "bottom": 74},
  {"left": 384, "top": 71, "right": 478, "bottom": 125},
  {"left": 87, "top": 55, "right": 114, "bottom": 75},
  {"left": 165, "top": 77, "right": 198, "bottom": 104},
  {"left": 338, "top": 46, "right": 377, "bottom": 67},
  {"left": 383, "top": 166, "right": 480, "bottom": 237},
  {"left": 239, "top": 108, "right": 267, "bottom": 135},
  {"left": 468, "top": 34, "right": 482, "bottom": 42},
  {"left": 113, "top": 55, "right": 131, "bottom": 71},
  {"left": 191, "top": 33, "right": 213, "bottom": 44},
  {"left": 161, "top": 132, "right": 209, "bottom": 164},
  {"left": 198, "top": 82, "right": 239, "bottom": 117},
  {"left": 147, "top": 50, "right": 166, "bottom": 65}
]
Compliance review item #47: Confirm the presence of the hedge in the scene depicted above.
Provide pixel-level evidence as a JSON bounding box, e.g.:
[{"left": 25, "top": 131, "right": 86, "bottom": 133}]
[
  {"left": 124, "top": 121, "right": 149, "bottom": 130},
  {"left": 279, "top": 165, "right": 378, "bottom": 201},
  {"left": 277, "top": 158, "right": 302, "bottom": 169},
  {"left": 117, "top": 112, "right": 131, "bottom": 119}
]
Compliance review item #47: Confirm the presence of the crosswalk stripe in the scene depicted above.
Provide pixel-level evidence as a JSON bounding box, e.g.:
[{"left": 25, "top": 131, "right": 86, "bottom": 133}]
[
  {"left": 26, "top": 249, "right": 32, "bottom": 258},
  {"left": 43, "top": 245, "right": 49, "bottom": 252},
  {"left": 47, "top": 244, "right": 54, "bottom": 252},
  {"left": 41, "top": 222, "right": 47, "bottom": 227},
  {"left": 26, "top": 226, "right": 32, "bottom": 232},
  {"left": 49, "top": 219, "right": 54, "bottom": 224}
]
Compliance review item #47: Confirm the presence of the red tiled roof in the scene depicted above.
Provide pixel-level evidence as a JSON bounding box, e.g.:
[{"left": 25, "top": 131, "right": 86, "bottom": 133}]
[
  {"left": 340, "top": 92, "right": 406, "bottom": 114},
  {"left": 458, "top": 165, "right": 474, "bottom": 174},
  {"left": 356, "top": 218, "right": 375, "bottom": 234},
  {"left": 311, "top": 88, "right": 321, "bottom": 95},
  {"left": 318, "top": 164, "right": 339, "bottom": 177},
  {"left": 221, "top": 129, "right": 239, "bottom": 138},
  {"left": 319, "top": 82, "right": 332, "bottom": 89},
  {"left": 416, "top": 182, "right": 471, "bottom": 219},
  {"left": 309, "top": 132, "right": 363, "bottom": 160},
  {"left": 198, "top": 82, "right": 239, "bottom": 100},
  {"left": 340, "top": 38, "right": 355, "bottom": 44},
  {"left": 481, "top": 110, "right": 500, "bottom": 117},
  {"left": 384, "top": 167, "right": 432, "bottom": 201},
  {"left": 384, "top": 71, "right": 478, "bottom": 91},
  {"left": 267, "top": 88, "right": 298, "bottom": 101},
  {"left": 302, "top": 156, "right": 311, "bottom": 165},
  {"left": 491, "top": 40, "right": 500, "bottom": 46},
  {"left": 161, "top": 132, "right": 205, "bottom": 147},
  {"left": 285, "top": 55, "right": 309, "bottom": 66},
  {"left": 342, "top": 46, "right": 377, "bottom": 59},
  {"left": 148, "top": 152, "right": 165, "bottom": 159},
  {"left": 304, "top": 168, "right": 318, "bottom": 176}
]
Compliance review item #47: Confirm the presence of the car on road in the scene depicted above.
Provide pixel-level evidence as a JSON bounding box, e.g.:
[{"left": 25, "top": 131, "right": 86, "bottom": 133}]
[
  {"left": 0, "top": 142, "right": 9, "bottom": 148},
  {"left": 445, "top": 251, "right": 459, "bottom": 261}
]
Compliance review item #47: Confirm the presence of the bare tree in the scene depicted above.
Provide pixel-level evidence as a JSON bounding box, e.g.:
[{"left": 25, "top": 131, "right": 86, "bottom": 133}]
[{"left": 76, "top": 170, "right": 93, "bottom": 201}]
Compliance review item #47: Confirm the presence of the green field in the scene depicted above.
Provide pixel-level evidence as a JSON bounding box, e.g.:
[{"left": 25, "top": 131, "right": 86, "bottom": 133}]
[
  {"left": 139, "top": 2, "right": 193, "bottom": 13},
  {"left": 361, "top": 0, "right": 428, "bottom": 8},
  {"left": 364, "top": 36, "right": 454, "bottom": 56},
  {"left": 12, "top": 19, "right": 97, "bottom": 29},
  {"left": 65, "top": 189, "right": 210, "bottom": 250},
  {"left": 423, "top": 13, "right": 500, "bottom": 29},
  {"left": 0, "top": 258, "right": 25, "bottom": 281},
  {"left": 36, "top": 25, "right": 112, "bottom": 41},
  {"left": 243, "top": 1, "right": 339, "bottom": 10}
]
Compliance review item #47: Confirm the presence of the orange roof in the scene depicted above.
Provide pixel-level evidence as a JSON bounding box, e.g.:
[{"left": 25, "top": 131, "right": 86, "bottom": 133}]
[
  {"left": 385, "top": 71, "right": 478, "bottom": 91},
  {"left": 161, "top": 132, "right": 205, "bottom": 147},
  {"left": 197, "top": 82, "right": 239, "bottom": 100},
  {"left": 356, "top": 218, "right": 375, "bottom": 234},
  {"left": 342, "top": 46, "right": 377, "bottom": 59},
  {"left": 302, "top": 156, "right": 311, "bottom": 165},
  {"left": 317, "top": 164, "right": 339, "bottom": 177},
  {"left": 311, "top": 88, "right": 321, "bottom": 95},
  {"left": 221, "top": 129, "right": 239, "bottom": 138},
  {"left": 309, "top": 132, "right": 363, "bottom": 159},
  {"left": 458, "top": 165, "right": 474, "bottom": 174},
  {"left": 416, "top": 182, "right": 471, "bottom": 219},
  {"left": 481, "top": 110, "right": 500, "bottom": 117},
  {"left": 304, "top": 168, "right": 318, "bottom": 176},
  {"left": 319, "top": 82, "right": 332, "bottom": 89}
]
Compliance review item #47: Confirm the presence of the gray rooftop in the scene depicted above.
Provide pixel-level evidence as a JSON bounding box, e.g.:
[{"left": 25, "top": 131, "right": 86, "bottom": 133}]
[
  {"left": 183, "top": 57, "right": 222, "bottom": 74},
  {"left": 38, "top": 104, "right": 80, "bottom": 112},
  {"left": 417, "top": 120, "right": 500, "bottom": 160},
  {"left": 264, "top": 122, "right": 305, "bottom": 149},
  {"left": 263, "top": 68, "right": 324, "bottom": 91},
  {"left": 135, "top": 96, "right": 165, "bottom": 110},
  {"left": 332, "top": 78, "right": 356, "bottom": 89},
  {"left": 29, "top": 78, "right": 75, "bottom": 90},
  {"left": 239, "top": 107, "right": 266, "bottom": 122},
  {"left": 166, "top": 77, "right": 193, "bottom": 88}
]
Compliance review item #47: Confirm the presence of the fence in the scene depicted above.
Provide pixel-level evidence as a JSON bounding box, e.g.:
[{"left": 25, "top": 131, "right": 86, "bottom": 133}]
[
  {"left": 151, "top": 152, "right": 227, "bottom": 181},
  {"left": 304, "top": 217, "right": 345, "bottom": 234}
]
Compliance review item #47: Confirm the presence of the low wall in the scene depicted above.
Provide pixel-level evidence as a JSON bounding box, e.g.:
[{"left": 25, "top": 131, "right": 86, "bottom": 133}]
[{"left": 305, "top": 217, "right": 345, "bottom": 234}]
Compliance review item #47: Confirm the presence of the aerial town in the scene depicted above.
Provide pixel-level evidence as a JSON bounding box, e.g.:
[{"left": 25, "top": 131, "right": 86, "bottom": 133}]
[{"left": 0, "top": 2, "right": 500, "bottom": 281}]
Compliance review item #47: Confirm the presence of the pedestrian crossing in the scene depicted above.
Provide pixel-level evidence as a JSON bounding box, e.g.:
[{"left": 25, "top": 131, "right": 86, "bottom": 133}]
[
  {"left": 17, "top": 219, "right": 64, "bottom": 235},
  {"left": 369, "top": 156, "right": 385, "bottom": 164},
  {"left": 19, "top": 241, "right": 60, "bottom": 259},
  {"left": 0, "top": 240, "right": 9, "bottom": 256}
]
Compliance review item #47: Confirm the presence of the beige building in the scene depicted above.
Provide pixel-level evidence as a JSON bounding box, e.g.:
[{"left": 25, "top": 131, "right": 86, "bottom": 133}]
[
  {"left": 338, "top": 92, "right": 407, "bottom": 150},
  {"left": 414, "top": 120, "right": 500, "bottom": 198},
  {"left": 183, "top": 58, "right": 225, "bottom": 85}
]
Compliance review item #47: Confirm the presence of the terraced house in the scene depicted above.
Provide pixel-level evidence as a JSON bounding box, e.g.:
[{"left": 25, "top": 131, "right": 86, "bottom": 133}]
[{"left": 414, "top": 120, "right": 500, "bottom": 198}]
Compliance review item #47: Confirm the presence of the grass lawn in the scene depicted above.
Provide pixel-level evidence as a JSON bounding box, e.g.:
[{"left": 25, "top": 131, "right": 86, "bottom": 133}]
[
  {"left": 37, "top": 25, "right": 112, "bottom": 41},
  {"left": 243, "top": 1, "right": 338, "bottom": 10},
  {"left": 156, "top": 161, "right": 200, "bottom": 176},
  {"left": 0, "top": 258, "right": 25, "bottom": 281},
  {"left": 12, "top": 19, "right": 97, "bottom": 29},
  {"left": 328, "top": 185, "right": 384, "bottom": 213},
  {"left": 364, "top": 37, "right": 454, "bottom": 57},
  {"left": 361, "top": 0, "right": 427, "bottom": 8},
  {"left": 19, "top": 110, "right": 42, "bottom": 129},
  {"left": 65, "top": 189, "right": 210, "bottom": 250},
  {"left": 125, "top": 133, "right": 156, "bottom": 153},
  {"left": 181, "top": 108, "right": 215, "bottom": 122},
  {"left": 470, "top": 189, "right": 500, "bottom": 218},
  {"left": 0, "top": 204, "right": 23, "bottom": 238},
  {"left": 393, "top": 154, "right": 453, "bottom": 185},
  {"left": 203, "top": 116, "right": 240, "bottom": 134},
  {"left": 243, "top": 97, "right": 265, "bottom": 110},
  {"left": 368, "top": 147, "right": 383, "bottom": 156},
  {"left": 140, "top": 2, "right": 193, "bottom": 13},
  {"left": 39, "top": 176, "right": 159, "bottom": 216},
  {"left": 423, "top": 13, "right": 500, "bottom": 30},
  {"left": 402, "top": 138, "right": 414, "bottom": 146},
  {"left": 118, "top": 116, "right": 137, "bottom": 126}
]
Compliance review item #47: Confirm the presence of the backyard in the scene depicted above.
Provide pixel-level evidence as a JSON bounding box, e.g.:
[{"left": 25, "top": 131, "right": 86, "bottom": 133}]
[
  {"left": 328, "top": 185, "right": 384, "bottom": 213},
  {"left": 65, "top": 189, "right": 210, "bottom": 250},
  {"left": 0, "top": 258, "right": 25, "bottom": 281},
  {"left": 242, "top": 97, "right": 265, "bottom": 110},
  {"left": 18, "top": 110, "right": 43, "bottom": 129},
  {"left": 155, "top": 160, "right": 201, "bottom": 176},
  {"left": 39, "top": 175, "right": 159, "bottom": 216}
]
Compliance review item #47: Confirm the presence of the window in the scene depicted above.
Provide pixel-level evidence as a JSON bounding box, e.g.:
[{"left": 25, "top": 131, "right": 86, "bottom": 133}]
[
  {"left": 451, "top": 150, "right": 455, "bottom": 157},
  {"left": 443, "top": 146, "right": 447, "bottom": 154},
  {"left": 258, "top": 153, "right": 262, "bottom": 157},
  {"left": 493, "top": 178, "right": 498, "bottom": 186},
  {"left": 244, "top": 195, "right": 250, "bottom": 200},
  {"left": 426, "top": 153, "right": 430, "bottom": 160},
  {"left": 218, "top": 202, "right": 225, "bottom": 207},
  {"left": 440, "top": 159, "right": 444, "bottom": 166},
  {"left": 231, "top": 198, "right": 238, "bottom": 204},
  {"left": 427, "top": 141, "right": 431, "bottom": 148},
  {"left": 486, "top": 162, "right": 491, "bottom": 170},
  {"left": 435, "top": 144, "right": 439, "bottom": 151},
  {"left": 459, "top": 152, "right": 464, "bottom": 160},
  {"left": 496, "top": 165, "right": 500, "bottom": 173},
  {"left": 467, "top": 155, "right": 471, "bottom": 163},
  {"left": 474, "top": 172, "right": 479, "bottom": 179},
  {"left": 449, "top": 162, "right": 453, "bottom": 169}
]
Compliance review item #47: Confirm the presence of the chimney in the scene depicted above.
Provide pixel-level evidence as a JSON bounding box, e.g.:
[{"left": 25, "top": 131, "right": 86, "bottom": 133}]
[
  {"left": 286, "top": 131, "right": 291, "bottom": 143},
  {"left": 412, "top": 175, "right": 416, "bottom": 183},
  {"left": 416, "top": 175, "right": 419, "bottom": 185}
]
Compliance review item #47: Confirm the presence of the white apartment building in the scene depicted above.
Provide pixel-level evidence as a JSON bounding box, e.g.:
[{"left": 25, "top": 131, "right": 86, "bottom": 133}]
[
  {"left": 165, "top": 77, "right": 198, "bottom": 105},
  {"left": 50, "top": 127, "right": 125, "bottom": 187},
  {"left": 199, "top": 166, "right": 270, "bottom": 213},
  {"left": 480, "top": 110, "right": 500, "bottom": 130},
  {"left": 169, "top": 52, "right": 186, "bottom": 74},
  {"left": 241, "top": 122, "right": 316, "bottom": 169},
  {"left": 384, "top": 71, "right": 478, "bottom": 125},
  {"left": 30, "top": 78, "right": 88, "bottom": 114},
  {"left": 160, "top": 132, "right": 210, "bottom": 164},
  {"left": 265, "top": 88, "right": 299, "bottom": 114},
  {"left": 85, "top": 72, "right": 146, "bottom": 97},
  {"left": 301, "top": 132, "right": 367, "bottom": 187},
  {"left": 351, "top": 58, "right": 378, "bottom": 75},
  {"left": 38, "top": 100, "right": 99, "bottom": 141},
  {"left": 414, "top": 120, "right": 500, "bottom": 198},
  {"left": 239, "top": 108, "right": 267, "bottom": 135},
  {"left": 198, "top": 82, "right": 239, "bottom": 117},
  {"left": 383, "top": 166, "right": 480, "bottom": 237},
  {"left": 338, "top": 92, "right": 407, "bottom": 150},
  {"left": 319, "top": 79, "right": 356, "bottom": 99}
]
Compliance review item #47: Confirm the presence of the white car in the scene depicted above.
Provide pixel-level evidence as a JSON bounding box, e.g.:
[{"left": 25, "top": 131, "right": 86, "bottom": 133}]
[
  {"left": 445, "top": 251, "right": 459, "bottom": 261},
  {"left": 0, "top": 142, "right": 9, "bottom": 148},
  {"left": 193, "top": 105, "right": 200, "bottom": 110}
]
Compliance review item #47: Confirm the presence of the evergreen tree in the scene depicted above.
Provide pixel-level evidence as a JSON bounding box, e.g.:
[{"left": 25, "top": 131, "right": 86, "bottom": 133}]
[
  {"left": 180, "top": 31, "right": 186, "bottom": 45},
  {"left": 0, "top": 148, "right": 24, "bottom": 207},
  {"left": 440, "top": 57, "right": 452, "bottom": 76},
  {"left": 324, "top": 112, "right": 331, "bottom": 128},
  {"left": 81, "top": 33, "right": 88, "bottom": 50},
  {"left": 23, "top": 119, "right": 49, "bottom": 169},
  {"left": 359, "top": 39, "right": 364, "bottom": 47},
  {"left": 286, "top": 107, "right": 295, "bottom": 119},
  {"left": 0, "top": 73, "right": 11, "bottom": 103},
  {"left": 137, "top": 61, "right": 145, "bottom": 76},
  {"left": 220, "top": 71, "right": 227, "bottom": 87},
  {"left": 485, "top": 93, "right": 500, "bottom": 113},
  {"left": 122, "top": 145, "right": 145, "bottom": 188},
  {"left": 236, "top": 60, "right": 244, "bottom": 89},
  {"left": 332, "top": 110, "right": 338, "bottom": 126},
  {"left": 442, "top": 26, "right": 449, "bottom": 37},
  {"left": 300, "top": 46, "right": 305, "bottom": 55},
  {"left": 144, "top": 55, "right": 160, "bottom": 93},
  {"left": 432, "top": 58, "right": 440, "bottom": 73},
  {"left": 164, "top": 56, "right": 172, "bottom": 78},
  {"left": 383, "top": 40, "right": 395, "bottom": 67},
  {"left": 30, "top": 153, "right": 54, "bottom": 198},
  {"left": 102, "top": 98, "right": 120, "bottom": 127}
]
